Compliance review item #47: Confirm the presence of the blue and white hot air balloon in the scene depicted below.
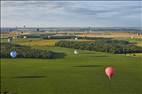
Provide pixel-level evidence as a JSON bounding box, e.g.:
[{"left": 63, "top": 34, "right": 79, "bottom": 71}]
[{"left": 10, "top": 51, "right": 17, "bottom": 58}]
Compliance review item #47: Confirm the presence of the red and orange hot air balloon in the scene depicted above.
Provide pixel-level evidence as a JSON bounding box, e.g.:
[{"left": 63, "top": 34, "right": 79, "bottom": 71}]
[{"left": 105, "top": 67, "right": 115, "bottom": 80}]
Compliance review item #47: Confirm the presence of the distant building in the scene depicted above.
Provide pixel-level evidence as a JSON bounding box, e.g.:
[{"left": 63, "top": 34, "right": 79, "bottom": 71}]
[
  {"left": 13, "top": 36, "right": 16, "bottom": 39},
  {"left": 131, "top": 36, "right": 134, "bottom": 39}
]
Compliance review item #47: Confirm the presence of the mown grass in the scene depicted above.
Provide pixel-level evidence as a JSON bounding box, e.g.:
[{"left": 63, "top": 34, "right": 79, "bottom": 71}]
[
  {"left": 1, "top": 46, "right": 142, "bottom": 94},
  {"left": 1, "top": 38, "right": 142, "bottom": 94}
]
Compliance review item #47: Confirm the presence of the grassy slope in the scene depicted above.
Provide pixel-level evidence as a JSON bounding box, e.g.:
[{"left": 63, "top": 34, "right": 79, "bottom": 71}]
[{"left": 1, "top": 47, "right": 142, "bottom": 94}]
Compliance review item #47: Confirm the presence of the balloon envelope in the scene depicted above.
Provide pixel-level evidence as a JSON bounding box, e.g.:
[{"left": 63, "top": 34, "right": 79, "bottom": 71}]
[
  {"left": 105, "top": 67, "right": 115, "bottom": 80},
  {"left": 10, "top": 51, "right": 17, "bottom": 58},
  {"left": 75, "top": 38, "right": 78, "bottom": 40},
  {"left": 8, "top": 38, "right": 11, "bottom": 42},
  {"left": 74, "top": 50, "right": 78, "bottom": 54}
]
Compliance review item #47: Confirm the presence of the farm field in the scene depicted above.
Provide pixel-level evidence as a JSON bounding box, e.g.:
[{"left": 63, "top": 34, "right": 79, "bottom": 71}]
[
  {"left": 15, "top": 39, "right": 58, "bottom": 47},
  {"left": 1, "top": 38, "right": 96, "bottom": 47},
  {"left": 1, "top": 0, "right": 142, "bottom": 94},
  {"left": 1, "top": 46, "right": 142, "bottom": 94}
]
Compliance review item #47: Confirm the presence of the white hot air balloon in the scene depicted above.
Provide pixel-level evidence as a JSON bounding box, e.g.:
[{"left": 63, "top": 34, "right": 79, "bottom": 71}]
[
  {"left": 75, "top": 38, "right": 78, "bottom": 40},
  {"left": 23, "top": 36, "right": 27, "bottom": 39},
  {"left": 8, "top": 38, "right": 12, "bottom": 43},
  {"left": 74, "top": 50, "right": 78, "bottom": 54}
]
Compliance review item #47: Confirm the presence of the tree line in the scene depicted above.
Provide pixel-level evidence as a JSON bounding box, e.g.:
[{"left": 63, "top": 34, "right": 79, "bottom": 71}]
[
  {"left": 19, "top": 34, "right": 111, "bottom": 40},
  {"left": 1, "top": 43, "right": 65, "bottom": 59},
  {"left": 55, "top": 39, "right": 142, "bottom": 54}
]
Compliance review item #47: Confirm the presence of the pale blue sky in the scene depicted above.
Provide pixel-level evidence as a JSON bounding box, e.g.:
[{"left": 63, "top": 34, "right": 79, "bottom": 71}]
[{"left": 1, "top": 1, "right": 142, "bottom": 27}]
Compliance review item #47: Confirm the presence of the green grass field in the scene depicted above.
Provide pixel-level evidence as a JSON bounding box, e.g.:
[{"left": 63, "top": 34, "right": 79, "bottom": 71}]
[{"left": 1, "top": 46, "right": 142, "bottom": 94}]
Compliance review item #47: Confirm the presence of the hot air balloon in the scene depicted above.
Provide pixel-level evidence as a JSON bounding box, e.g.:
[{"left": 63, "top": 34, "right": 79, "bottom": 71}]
[
  {"left": 48, "top": 36, "right": 51, "bottom": 39},
  {"left": 8, "top": 38, "right": 12, "bottom": 43},
  {"left": 105, "top": 67, "right": 115, "bottom": 80},
  {"left": 23, "top": 36, "right": 27, "bottom": 39},
  {"left": 10, "top": 51, "right": 17, "bottom": 58},
  {"left": 74, "top": 50, "right": 78, "bottom": 54},
  {"left": 75, "top": 38, "right": 78, "bottom": 40}
]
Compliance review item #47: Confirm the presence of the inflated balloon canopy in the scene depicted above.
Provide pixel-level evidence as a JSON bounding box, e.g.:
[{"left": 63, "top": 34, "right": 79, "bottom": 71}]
[
  {"left": 75, "top": 38, "right": 78, "bottom": 40},
  {"left": 74, "top": 50, "right": 78, "bottom": 54},
  {"left": 10, "top": 51, "right": 17, "bottom": 58},
  {"left": 8, "top": 38, "right": 12, "bottom": 43},
  {"left": 105, "top": 67, "right": 115, "bottom": 80}
]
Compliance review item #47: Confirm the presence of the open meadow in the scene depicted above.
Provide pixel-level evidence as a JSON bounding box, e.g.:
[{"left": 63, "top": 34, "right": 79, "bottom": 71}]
[
  {"left": 1, "top": 38, "right": 142, "bottom": 94},
  {"left": 1, "top": 0, "right": 142, "bottom": 94}
]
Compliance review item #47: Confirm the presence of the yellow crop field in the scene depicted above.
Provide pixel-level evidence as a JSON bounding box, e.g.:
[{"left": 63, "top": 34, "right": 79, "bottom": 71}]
[
  {"left": 136, "top": 42, "right": 142, "bottom": 47},
  {"left": 16, "top": 39, "right": 58, "bottom": 47}
]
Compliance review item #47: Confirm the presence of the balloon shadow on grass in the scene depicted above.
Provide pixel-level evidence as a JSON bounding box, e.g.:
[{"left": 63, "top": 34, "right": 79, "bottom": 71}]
[
  {"left": 91, "top": 55, "right": 108, "bottom": 57},
  {"left": 12, "top": 75, "right": 46, "bottom": 79},
  {"left": 73, "top": 65, "right": 103, "bottom": 67}
]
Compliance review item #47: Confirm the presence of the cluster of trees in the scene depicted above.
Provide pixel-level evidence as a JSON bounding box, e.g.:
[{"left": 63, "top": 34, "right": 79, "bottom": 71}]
[
  {"left": 19, "top": 34, "right": 111, "bottom": 40},
  {"left": 19, "top": 34, "right": 41, "bottom": 38},
  {"left": 43, "top": 35, "right": 76, "bottom": 39},
  {"left": 43, "top": 36, "right": 111, "bottom": 40},
  {"left": 55, "top": 39, "right": 142, "bottom": 54},
  {"left": 1, "top": 43, "right": 65, "bottom": 59},
  {"left": 76, "top": 37, "right": 111, "bottom": 40}
]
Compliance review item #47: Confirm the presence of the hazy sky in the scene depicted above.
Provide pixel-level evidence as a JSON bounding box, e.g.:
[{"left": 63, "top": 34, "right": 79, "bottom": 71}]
[{"left": 1, "top": 1, "right": 142, "bottom": 27}]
